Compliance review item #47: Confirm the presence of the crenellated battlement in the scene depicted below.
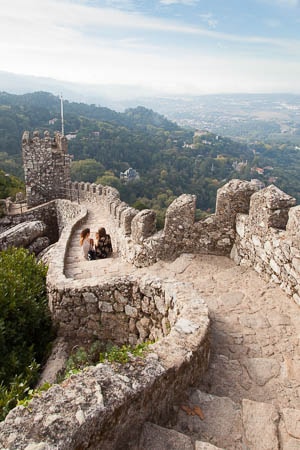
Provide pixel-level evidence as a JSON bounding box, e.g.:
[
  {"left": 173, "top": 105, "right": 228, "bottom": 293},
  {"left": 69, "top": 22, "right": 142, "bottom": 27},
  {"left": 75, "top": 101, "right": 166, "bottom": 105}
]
[
  {"left": 1, "top": 171, "right": 300, "bottom": 449},
  {"left": 65, "top": 178, "right": 260, "bottom": 266},
  {"left": 56, "top": 178, "right": 300, "bottom": 305},
  {"left": 1, "top": 126, "right": 300, "bottom": 449},
  {"left": 232, "top": 184, "right": 300, "bottom": 305},
  {"left": 22, "top": 130, "right": 71, "bottom": 207},
  {"left": 2, "top": 172, "right": 300, "bottom": 303}
]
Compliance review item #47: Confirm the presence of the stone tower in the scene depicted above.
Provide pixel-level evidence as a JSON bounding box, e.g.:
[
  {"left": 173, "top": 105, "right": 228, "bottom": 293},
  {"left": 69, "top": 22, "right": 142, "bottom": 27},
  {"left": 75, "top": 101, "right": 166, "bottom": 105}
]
[{"left": 22, "top": 130, "right": 71, "bottom": 207}]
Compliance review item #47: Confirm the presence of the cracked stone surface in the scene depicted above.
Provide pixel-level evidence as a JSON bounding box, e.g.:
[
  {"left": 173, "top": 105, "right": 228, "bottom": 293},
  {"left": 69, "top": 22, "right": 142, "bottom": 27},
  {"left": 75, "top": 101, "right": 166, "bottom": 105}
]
[
  {"left": 242, "top": 399, "right": 279, "bottom": 450},
  {"left": 62, "top": 203, "right": 300, "bottom": 449},
  {"left": 140, "top": 254, "right": 300, "bottom": 449},
  {"left": 139, "top": 423, "right": 194, "bottom": 450},
  {"left": 174, "top": 391, "right": 242, "bottom": 449}
]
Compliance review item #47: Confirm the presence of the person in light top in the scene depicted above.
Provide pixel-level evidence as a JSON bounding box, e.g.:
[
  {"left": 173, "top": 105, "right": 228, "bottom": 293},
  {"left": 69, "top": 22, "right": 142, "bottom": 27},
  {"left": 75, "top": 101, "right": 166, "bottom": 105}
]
[{"left": 79, "top": 228, "right": 95, "bottom": 260}]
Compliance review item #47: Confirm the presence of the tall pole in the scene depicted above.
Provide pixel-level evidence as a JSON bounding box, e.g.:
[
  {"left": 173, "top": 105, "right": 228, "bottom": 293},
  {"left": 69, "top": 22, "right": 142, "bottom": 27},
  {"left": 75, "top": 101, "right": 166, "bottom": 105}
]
[{"left": 60, "top": 94, "right": 64, "bottom": 136}]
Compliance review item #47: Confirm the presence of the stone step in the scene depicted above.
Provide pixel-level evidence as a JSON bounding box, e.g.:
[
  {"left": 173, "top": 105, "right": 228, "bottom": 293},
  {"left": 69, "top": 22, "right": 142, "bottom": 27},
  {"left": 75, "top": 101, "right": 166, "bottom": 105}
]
[
  {"left": 63, "top": 205, "right": 118, "bottom": 279},
  {"left": 174, "top": 390, "right": 242, "bottom": 450},
  {"left": 65, "top": 256, "right": 81, "bottom": 263},
  {"left": 139, "top": 422, "right": 194, "bottom": 449},
  {"left": 172, "top": 390, "right": 300, "bottom": 450},
  {"left": 242, "top": 399, "right": 300, "bottom": 450},
  {"left": 139, "top": 422, "right": 224, "bottom": 450}
]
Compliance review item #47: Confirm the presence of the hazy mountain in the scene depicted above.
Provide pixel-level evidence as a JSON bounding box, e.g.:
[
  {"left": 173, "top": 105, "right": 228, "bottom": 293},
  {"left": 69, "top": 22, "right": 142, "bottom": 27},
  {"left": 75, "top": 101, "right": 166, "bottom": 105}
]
[
  {"left": 0, "top": 71, "right": 156, "bottom": 109},
  {"left": 1, "top": 90, "right": 300, "bottom": 214},
  {"left": 3, "top": 71, "right": 300, "bottom": 145}
]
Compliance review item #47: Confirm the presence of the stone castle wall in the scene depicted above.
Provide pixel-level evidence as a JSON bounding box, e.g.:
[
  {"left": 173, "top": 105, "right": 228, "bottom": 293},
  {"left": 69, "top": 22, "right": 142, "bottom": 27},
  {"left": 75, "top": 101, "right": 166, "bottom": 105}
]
[
  {"left": 3, "top": 126, "right": 300, "bottom": 449},
  {"left": 2, "top": 176, "right": 300, "bottom": 448},
  {"left": 0, "top": 200, "right": 86, "bottom": 255},
  {"left": 68, "top": 179, "right": 260, "bottom": 267},
  {"left": 49, "top": 275, "right": 180, "bottom": 346},
  {"left": 2, "top": 177, "right": 300, "bottom": 306},
  {"left": 1, "top": 276, "right": 210, "bottom": 450},
  {"left": 59, "top": 179, "right": 300, "bottom": 308},
  {"left": 231, "top": 184, "right": 300, "bottom": 306},
  {"left": 18, "top": 128, "right": 300, "bottom": 305},
  {"left": 22, "top": 130, "right": 71, "bottom": 208},
  {"left": 27, "top": 191, "right": 212, "bottom": 449}
]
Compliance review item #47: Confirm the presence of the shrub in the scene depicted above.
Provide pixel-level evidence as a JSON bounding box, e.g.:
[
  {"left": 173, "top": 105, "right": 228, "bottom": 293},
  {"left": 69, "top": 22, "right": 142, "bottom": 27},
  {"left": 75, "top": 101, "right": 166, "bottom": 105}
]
[
  {"left": 60, "top": 341, "right": 154, "bottom": 381},
  {"left": 0, "top": 247, "right": 53, "bottom": 387},
  {"left": 0, "top": 362, "right": 40, "bottom": 421},
  {"left": 99, "top": 342, "right": 153, "bottom": 364}
]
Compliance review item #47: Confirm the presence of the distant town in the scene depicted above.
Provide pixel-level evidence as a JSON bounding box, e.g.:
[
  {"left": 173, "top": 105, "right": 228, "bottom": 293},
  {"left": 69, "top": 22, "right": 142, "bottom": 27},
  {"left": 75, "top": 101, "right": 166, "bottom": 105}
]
[{"left": 122, "top": 93, "right": 300, "bottom": 145}]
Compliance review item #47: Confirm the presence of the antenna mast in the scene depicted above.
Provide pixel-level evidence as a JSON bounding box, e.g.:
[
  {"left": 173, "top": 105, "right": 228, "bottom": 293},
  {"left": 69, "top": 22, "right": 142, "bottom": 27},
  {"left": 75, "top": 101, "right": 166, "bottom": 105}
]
[{"left": 60, "top": 94, "right": 64, "bottom": 136}]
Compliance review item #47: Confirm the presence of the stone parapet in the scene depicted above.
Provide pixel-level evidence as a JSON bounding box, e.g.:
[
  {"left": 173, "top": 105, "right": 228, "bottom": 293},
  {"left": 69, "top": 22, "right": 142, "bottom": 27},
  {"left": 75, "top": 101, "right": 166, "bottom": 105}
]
[
  {"left": 70, "top": 179, "right": 261, "bottom": 267},
  {"left": 55, "top": 199, "right": 86, "bottom": 236},
  {"left": 232, "top": 185, "right": 300, "bottom": 306},
  {"left": 164, "top": 194, "right": 196, "bottom": 236},
  {"left": 0, "top": 277, "right": 210, "bottom": 450},
  {"left": 286, "top": 205, "right": 300, "bottom": 244},
  {"left": 48, "top": 273, "right": 199, "bottom": 346},
  {"left": 3, "top": 178, "right": 299, "bottom": 305},
  {"left": 215, "top": 179, "right": 259, "bottom": 227},
  {"left": 131, "top": 209, "right": 157, "bottom": 243},
  {"left": 249, "top": 184, "right": 296, "bottom": 233}
]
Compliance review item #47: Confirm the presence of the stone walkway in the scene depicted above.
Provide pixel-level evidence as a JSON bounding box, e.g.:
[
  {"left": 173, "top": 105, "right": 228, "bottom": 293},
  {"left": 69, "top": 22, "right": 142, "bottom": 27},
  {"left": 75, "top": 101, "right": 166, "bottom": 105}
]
[
  {"left": 142, "top": 254, "right": 300, "bottom": 410},
  {"left": 64, "top": 204, "right": 133, "bottom": 280},
  {"left": 65, "top": 204, "right": 300, "bottom": 410},
  {"left": 140, "top": 254, "right": 300, "bottom": 449},
  {"left": 63, "top": 204, "right": 300, "bottom": 448}
]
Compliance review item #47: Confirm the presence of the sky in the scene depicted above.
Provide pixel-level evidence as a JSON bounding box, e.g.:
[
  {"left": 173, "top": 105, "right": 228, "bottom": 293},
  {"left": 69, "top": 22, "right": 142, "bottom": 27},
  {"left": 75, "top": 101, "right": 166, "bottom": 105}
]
[{"left": 1, "top": 0, "right": 300, "bottom": 96}]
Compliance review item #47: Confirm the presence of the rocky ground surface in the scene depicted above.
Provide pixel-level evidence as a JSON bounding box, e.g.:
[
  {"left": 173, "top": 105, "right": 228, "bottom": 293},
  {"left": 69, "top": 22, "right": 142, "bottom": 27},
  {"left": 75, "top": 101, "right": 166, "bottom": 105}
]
[
  {"left": 59, "top": 204, "right": 300, "bottom": 449},
  {"left": 137, "top": 253, "right": 300, "bottom": 449}
]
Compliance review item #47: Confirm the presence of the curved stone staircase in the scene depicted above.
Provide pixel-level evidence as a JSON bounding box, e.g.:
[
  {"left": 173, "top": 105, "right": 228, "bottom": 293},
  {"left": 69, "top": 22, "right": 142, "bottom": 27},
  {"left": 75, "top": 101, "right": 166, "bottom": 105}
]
[
  {"left": 61, "top": 203, "right": 300, "bottom": 449},
  {"left": 3, "top": 198, "right": 298, "bottom": 449},
  {"left": 64, "top": 202, "right": 133, "bottom": 280}
]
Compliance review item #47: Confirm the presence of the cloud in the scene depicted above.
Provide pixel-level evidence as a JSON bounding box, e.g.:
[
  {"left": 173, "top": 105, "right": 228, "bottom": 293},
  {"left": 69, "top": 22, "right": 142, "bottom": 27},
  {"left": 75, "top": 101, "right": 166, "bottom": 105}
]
[
  {"left": 199, "top": 13, "right": 218, "bottom": 29},
  {"left": 1, "top": 0, "right": 300, "bottom": 95},
  {"left": 260, "top": 0, "right": 299, "bottom": 7},
  {"left": 276, "top": 0, "right": 299, "bottom": 6},
  {"left": 1, "top": 0, "right": 299, "bottom": 52},
  {"left": 102, "top": 0, "right": 136, "bottom": 9},
  {"left": 160, "top": 0, "right": 198, "bottom": 5}
]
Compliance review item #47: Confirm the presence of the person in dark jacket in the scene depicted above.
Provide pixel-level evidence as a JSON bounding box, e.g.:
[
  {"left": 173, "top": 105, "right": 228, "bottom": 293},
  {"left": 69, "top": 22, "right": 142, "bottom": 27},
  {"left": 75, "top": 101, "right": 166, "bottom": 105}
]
[{"left": 95, "top": 227, "right": 113, "bottom": 258}]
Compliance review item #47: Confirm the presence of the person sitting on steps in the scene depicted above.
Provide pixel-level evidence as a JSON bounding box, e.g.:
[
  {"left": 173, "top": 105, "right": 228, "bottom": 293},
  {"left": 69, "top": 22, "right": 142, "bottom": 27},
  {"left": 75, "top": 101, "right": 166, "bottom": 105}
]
[
  {"left": 80, "top": 228, "right": 96, "bottom": 260},
  {"left": 95, "top": 227, "right": 113, "bottom": 259}
]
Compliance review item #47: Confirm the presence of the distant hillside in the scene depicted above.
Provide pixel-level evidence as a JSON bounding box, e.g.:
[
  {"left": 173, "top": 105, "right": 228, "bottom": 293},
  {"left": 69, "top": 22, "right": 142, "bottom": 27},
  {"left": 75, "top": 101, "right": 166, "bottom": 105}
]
[
  {"left": 0, "top": 91, "right": 178, "bottom": 155},
  {"left": 121, "top": 93, "right": 300, "bottom": 145},
  {"left": 0, "top": 91, "right": 299, "bottom": 224}
]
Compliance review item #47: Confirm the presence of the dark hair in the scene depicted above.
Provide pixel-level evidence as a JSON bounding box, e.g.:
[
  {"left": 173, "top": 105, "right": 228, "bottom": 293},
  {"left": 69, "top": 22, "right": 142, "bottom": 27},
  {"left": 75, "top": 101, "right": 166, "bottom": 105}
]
[
  {"left": 98, "top": 227, "right": 106, "bottom": 238},
  {"left": 80, "top": 228, "right": 90, "bottom": 245}
]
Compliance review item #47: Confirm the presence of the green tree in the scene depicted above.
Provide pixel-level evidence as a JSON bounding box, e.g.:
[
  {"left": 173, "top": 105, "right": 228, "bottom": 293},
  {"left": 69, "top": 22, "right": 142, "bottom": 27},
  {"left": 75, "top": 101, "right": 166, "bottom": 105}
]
[
  {"left": 0, "top": 248, "right": 53, "bottom": 385},
  {"left": 70, "top": 159, "right": 104, "bottom": 182},
  {"left": 96, "top": 172, "right": 122, "bottom": 190},
  {"left": 0, "top": 169, "right": 24, "bottom": 200}
]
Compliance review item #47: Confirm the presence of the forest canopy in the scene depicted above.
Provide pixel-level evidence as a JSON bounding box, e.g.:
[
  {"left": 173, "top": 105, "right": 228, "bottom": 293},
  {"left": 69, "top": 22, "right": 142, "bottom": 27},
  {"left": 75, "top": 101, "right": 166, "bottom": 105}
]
[{"left": 0, "top": 91, "right": 299, "bottom": 220}]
